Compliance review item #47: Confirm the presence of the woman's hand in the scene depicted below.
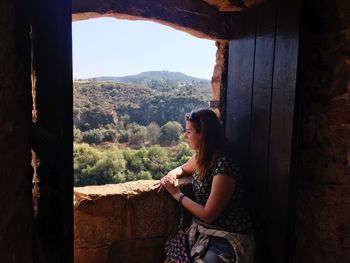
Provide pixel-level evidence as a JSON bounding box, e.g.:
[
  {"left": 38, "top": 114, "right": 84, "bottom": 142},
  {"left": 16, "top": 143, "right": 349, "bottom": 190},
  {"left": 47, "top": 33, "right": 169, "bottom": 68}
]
[
  {"left": 162, "top": 176, "right": 181, "bottom": 200},
  {"left": 155, "top": 156, "right": 197, "bottom": 193},
  {"left": 155, "top": 171, "right": 177, "bottom": 192}
]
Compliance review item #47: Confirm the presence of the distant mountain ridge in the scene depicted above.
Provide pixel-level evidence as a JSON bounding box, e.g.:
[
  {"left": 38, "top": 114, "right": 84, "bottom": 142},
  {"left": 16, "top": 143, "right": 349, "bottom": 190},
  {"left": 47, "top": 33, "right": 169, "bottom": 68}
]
[{"left": 86, "top": 71, "right": 210, "bottom": 85}]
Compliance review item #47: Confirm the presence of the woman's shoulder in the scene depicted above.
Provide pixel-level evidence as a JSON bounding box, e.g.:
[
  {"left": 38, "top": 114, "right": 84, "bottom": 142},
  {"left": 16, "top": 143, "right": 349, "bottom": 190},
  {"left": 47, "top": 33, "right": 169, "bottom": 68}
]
[
  {"left": 216, "top": 154, "right": 236, "bottom": 166},
  {"left": 212, "top": 155, "right": 240, "bottom": 177}
]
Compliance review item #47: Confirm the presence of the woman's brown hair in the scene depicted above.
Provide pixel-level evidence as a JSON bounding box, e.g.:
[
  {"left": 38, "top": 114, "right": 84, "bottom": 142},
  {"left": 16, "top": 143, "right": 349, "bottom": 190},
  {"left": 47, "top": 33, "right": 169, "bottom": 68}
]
[{"left": 185, "top": 109, "right": 230, "bottom": 181}]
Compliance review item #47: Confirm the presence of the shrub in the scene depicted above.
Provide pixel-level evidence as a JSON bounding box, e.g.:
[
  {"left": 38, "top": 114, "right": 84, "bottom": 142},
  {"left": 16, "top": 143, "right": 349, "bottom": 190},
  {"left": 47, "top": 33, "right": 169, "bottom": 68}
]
[
  {"left": 74, "top": 143, "right": 126, "bottom": 186},
  {"left": 170, "top": 142, "right": 194, "bottom": 168},
  {"left": 82, "top": 128, "right": 104, "bottom": 144},
  {"left": 127, "top": 123, "right": 147, "bottom": 148},
  {"left": 117, "top": 130, "right": 129, "bottom": 143},
  {"left": 144, "top": 145, "right": 171, "bottom": 179},
  {"left": 101, "top": 128, "right": 118, "bottom": 142},
  {"left": 159, "top": 121, "right": 183, "bottom": 146},
  {"left": 139, "top": 171, "right": 152, "bottom": 180},
  {"left": 74, "top": 126, "right": 83, "bottom": 142},
  {"left": 146, "top": 122, "right": 160, "bottom": 145}
]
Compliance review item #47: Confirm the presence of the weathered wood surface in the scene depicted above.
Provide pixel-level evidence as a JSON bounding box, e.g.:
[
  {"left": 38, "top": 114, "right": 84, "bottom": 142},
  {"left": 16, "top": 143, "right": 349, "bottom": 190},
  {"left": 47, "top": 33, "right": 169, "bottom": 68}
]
[
  {"left": 32, "top": 0, "right": 73, "bottom": 261},
  {"left": 225, "top": 0, "right": 301, "bottom": 262}
]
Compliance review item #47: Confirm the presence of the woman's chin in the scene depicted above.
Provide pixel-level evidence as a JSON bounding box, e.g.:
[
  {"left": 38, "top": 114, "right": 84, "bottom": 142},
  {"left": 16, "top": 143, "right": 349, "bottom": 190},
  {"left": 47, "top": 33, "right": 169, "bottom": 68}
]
[{"left": 188, "top": 145, "right": 198, "bottom": 151}]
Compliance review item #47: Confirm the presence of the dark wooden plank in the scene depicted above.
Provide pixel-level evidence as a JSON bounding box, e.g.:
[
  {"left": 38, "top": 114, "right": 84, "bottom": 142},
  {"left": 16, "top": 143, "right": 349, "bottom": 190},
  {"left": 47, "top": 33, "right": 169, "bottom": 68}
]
[
  {"left": 32, "top": 0, "right": 73, "bottom": 262},
  {"left": 265, "top": 0, "right": 301, "bottom": 261},
  {"left": 248, "top": 1, "right": 277, "bottom": 261},
  {"left": 225, "top": 1, "right": 300, "bottom": 262},
  {"left": 57, "top": 1, "right": 74, "bottom": 262},
  {"left": 225, "top": 10, "right": 256, "bottom": 172}
]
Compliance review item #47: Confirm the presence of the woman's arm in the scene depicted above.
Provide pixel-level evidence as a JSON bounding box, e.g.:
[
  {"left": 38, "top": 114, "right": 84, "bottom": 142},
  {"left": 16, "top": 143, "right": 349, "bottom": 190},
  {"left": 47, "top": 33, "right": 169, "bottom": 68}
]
[
  {"left": 156, "top": 155, "right": 197, "bottom": 191},
  {"left": 165, "top": 154, "right": 197, "bottom": 179},
  {"left": 177, "top": 155, "right": 197, "bottom": 178},
  {"left": 164, "top": 174, "right": 235, "bottom": 224}
]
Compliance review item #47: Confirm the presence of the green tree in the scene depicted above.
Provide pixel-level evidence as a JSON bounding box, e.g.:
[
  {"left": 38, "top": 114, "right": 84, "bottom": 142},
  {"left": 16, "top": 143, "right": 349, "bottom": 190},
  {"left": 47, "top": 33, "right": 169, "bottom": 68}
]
[
  {"left": 101, "top": 128, "right": 118, "bottom": 142},
  {"left": 117, "top": 130, "right": 129, "bottom": 143},
  {"left": 127, "top": 123, "right": 147, "bottom": 148},
  {"left": 82, "top": 128, "right": 104, "bottom": 144},
  {"left": 123, "top": 147, "right": 147, "bottom": 180},
  {"left": 170, "top": 142, "right": 194, "bottom": 168},
  {"left": 89, "top": 150, "right": 126, "bottom": 184},
  {"left": 74, "top": 143, "right": 126, "bottom": 186},
  {"left": 74, "top": 143, "right": 101, "bottom": 186},
  {"left": 74, "top": 126, "right": 83, "bottom": 142},
  {"left": 139, "top": 171, "right": 152, "bottom": 180},
  {"left": 146, "top": 122, "right": 160, "bottom": 145},
  {"left": 144, "top": 145, "right": 171, "bottom": 179},
  {"left": 159, "top": 121, "right": 183, "bottom": 146}
]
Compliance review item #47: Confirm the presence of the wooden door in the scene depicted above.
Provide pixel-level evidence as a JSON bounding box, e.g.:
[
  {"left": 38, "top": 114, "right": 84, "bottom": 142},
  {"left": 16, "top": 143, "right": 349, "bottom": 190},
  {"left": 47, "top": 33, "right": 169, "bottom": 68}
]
[{"left": 225, "top": 0, "right": 301, "bottom": 262}]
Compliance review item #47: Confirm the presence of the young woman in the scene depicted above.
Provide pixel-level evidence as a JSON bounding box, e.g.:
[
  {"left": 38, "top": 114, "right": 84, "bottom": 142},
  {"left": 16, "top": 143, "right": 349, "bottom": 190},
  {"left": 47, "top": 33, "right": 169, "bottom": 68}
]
[{"left": 157, "top": 109, "right": 255, "bottom": 263}]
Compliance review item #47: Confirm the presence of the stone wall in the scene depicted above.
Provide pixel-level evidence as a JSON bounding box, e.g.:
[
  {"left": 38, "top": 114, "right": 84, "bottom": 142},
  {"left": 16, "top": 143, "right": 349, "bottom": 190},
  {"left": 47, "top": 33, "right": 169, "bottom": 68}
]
[
  {"left": 0, "top": 0, "right": 32, "bottom": 262},
  {"left": 295, "top": 1, "right": 350, "bottom": 262},
  {"left": 74, "top": 180, "right": 182, "bottom": 263},
  {"left": 211, "top": 40, "right": 229, "bottom": 121}
]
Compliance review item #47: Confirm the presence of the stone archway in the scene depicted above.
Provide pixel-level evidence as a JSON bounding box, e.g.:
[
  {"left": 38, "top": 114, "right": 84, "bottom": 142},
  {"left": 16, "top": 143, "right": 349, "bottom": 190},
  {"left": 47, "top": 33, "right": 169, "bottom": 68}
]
[{"left": 72, "top": 0, "right": 263, "bottom": 40}]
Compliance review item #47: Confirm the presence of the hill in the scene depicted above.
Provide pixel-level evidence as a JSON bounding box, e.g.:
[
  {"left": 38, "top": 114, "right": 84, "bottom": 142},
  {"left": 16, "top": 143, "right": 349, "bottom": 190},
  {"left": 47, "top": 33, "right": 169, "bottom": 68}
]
[
  {"left": 86, "top": 71, "right": 210, "bottom": 85},
  {"left": 73, "top": 79, "right": 210, "bottom": 131}
]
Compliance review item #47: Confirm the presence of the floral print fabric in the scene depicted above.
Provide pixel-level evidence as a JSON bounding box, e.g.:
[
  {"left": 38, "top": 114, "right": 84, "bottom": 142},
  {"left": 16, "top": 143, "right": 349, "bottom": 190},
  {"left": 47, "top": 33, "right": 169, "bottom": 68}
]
[
  {"left": 192, "top": 156, "right": 253, "bottom": 234},
  {"left": 165, "top": 230, "right": 191, "bottom": 263}
]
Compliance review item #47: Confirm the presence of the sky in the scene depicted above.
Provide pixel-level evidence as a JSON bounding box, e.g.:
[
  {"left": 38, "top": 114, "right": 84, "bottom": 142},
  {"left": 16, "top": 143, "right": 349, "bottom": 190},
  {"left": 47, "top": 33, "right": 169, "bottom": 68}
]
[{"left": 72, "top": 18, "right": 216, "bottom": 80}]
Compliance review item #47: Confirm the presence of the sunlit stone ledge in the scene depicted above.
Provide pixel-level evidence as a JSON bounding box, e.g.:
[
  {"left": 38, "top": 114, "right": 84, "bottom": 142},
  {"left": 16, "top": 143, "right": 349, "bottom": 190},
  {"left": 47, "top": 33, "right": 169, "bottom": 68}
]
[{"left": 74, "top": 178, "right": 191, "bottom": 263}]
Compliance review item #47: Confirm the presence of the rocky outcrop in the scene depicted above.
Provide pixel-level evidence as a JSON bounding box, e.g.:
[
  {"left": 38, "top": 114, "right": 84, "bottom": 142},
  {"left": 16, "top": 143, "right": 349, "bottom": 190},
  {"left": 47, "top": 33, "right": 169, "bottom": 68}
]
[{"left": 74, "top": 180, "right": 180, "bottom": 263}]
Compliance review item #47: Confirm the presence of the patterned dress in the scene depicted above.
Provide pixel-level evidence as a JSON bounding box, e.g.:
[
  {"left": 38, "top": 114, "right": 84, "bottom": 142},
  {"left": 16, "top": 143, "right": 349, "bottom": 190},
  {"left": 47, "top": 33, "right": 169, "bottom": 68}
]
[{"left": 192, "top": 155, "right": 253, "bottom": 234}]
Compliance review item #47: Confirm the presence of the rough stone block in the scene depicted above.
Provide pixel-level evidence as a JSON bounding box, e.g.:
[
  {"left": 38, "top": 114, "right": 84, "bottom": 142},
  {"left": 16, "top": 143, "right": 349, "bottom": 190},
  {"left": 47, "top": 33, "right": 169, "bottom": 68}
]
[{"left": 74, "top": 180, "right": 180, "bottom": 263}]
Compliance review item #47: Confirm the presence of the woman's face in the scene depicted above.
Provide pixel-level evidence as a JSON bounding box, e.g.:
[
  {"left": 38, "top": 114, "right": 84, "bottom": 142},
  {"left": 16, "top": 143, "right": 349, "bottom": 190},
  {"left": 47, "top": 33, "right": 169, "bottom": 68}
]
[{"left": 184, "top": 120, "right": 202, "bottom": 150}]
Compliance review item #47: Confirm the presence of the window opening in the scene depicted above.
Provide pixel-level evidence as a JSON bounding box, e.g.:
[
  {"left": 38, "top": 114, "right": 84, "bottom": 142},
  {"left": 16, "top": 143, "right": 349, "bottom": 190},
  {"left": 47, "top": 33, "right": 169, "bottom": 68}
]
[{"left": 73, "top": 18, "right": 216, "bottom": 187}]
